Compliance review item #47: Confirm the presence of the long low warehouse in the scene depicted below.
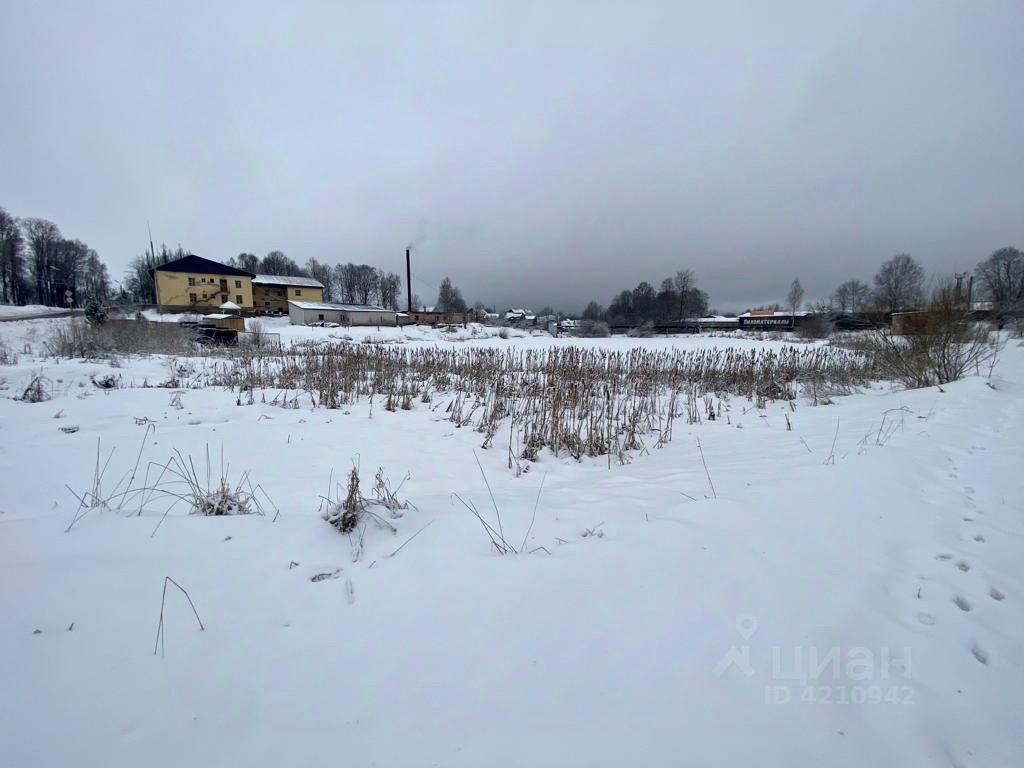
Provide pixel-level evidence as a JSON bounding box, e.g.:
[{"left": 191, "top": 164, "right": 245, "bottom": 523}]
[{"left": 288, "top": 300, "right": 399, "bottom": 326}]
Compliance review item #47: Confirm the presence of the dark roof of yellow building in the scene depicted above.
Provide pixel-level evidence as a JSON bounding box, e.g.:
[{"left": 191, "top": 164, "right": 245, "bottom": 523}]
[{"left": 153, "top": 254, "right": 255, "bottom": 278}]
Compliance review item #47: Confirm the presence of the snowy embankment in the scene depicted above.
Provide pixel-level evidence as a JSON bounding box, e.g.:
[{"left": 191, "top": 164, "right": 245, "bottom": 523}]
[
  {"left": 0, "top": 304, "right": 72, "bottom": 320},
  {"left": 0, "top": 318, "right": 1021, "bottom": 767}
]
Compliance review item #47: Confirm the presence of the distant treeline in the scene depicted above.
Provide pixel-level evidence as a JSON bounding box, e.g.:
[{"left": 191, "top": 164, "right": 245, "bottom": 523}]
[
  {"left": 827, "top": 250, "right": 1023, "bottom": 326},
  {"left": 0, "top": 206, "right": 111, "bottom": 307},
  {"left": 580, "top": 249, "right": 1023, "bottom": 327},
  {"left": 581, "top": 270, "right": 710, "bottom": 326}
]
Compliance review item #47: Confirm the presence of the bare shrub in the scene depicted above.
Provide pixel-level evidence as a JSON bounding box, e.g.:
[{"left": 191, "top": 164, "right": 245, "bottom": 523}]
[
  {"left": 628, "top": 320, "right": 656, "bottom": 338},
  {"left": 65, "top": 435, "right": 278, "bottom": 534},
  {"left": 861, "top": 280, "right": 995, "bottom": 388},
  {"left": 129, "top": 447, "right": 277, "bottom": 537},
  {"left": 795, "top": 314, "right": 833, "bottom": 340},
  {"left": 498, "top": 327, "right": 510, "bottom": 340},
  {"left": 0, "top": 342, "right": 17, "bottom": 365},
  {"left": 320, "top": 465, "right": 410, "bottom": 560},
  {"left": 46, "top": 318, "right": 197, "bottom": 358},
  {"left": 574, "top": 319, "right": 610, "bottom": 337},
  {"left": 246, "top": 319, "right": 268, "bottom": 350},
  {"left": 18, "top": 374, "right": 51, "bottom": 403}
]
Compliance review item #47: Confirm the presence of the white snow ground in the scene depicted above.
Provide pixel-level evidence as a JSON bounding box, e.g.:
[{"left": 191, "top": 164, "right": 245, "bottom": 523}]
[{"left": 1, "top": 318, "right": 1021, "bottom": 767}]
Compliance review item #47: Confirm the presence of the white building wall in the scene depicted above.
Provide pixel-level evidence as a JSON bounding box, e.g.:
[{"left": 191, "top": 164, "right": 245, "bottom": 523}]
[{"left": 288, "top": 302, "right": 398, "bottom": 326}]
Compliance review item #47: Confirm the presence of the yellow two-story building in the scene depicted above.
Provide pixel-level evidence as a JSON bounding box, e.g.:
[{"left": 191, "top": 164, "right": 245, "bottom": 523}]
[
  {"left": 152, "top": 255, "right": 255, "bottom": 311},
  {"left": 252, "top": 274, "right": 325, "bottom": 314}
]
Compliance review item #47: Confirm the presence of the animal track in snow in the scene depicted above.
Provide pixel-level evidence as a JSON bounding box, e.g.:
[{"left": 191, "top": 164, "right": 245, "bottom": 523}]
[
  {"left": 956, "top": 560, "right": 971, "bottom": 572},
  {"left": 964, "top": 500, "right": 976, "bottom": 509},
  {"left": 973, "top": 535, "right": 985, "bottom": 543},
  {"left": 936, "top": 553, "right": 953, "bottom": 561},
  {"left": 953, "top": 595, "right": 972, "bottom": 612},
  {"left": 989, "top": 587, "right": 1005, "bottom": 601},
  {"left": 962, "top": 517, "right": 974, "bottom": 522},
  {"left": 917, "top": 612, "right": 936, "bottom": 626},
  {"left": 970, "top": 642, "right": 989, "bottom": 665},
  {"left": 964, "top": 486, "right": 976, "bottom": 493}
]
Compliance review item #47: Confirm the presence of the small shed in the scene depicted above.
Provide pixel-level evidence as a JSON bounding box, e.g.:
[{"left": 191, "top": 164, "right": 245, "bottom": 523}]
[
  {"left": 202, "top": 313, "right": 245, "bottom": 331},
  {"left": 288, "top": 300, "right": 399, "bottom": 326}
]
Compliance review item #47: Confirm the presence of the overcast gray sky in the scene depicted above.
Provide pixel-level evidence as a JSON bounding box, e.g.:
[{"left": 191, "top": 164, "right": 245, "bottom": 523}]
[{"left": 2, "top": 1, "right": 1022, "bottom": 312}]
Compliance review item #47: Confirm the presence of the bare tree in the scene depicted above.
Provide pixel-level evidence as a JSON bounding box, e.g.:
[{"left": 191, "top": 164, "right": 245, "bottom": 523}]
[
  {"left": 235, "top": 252, "right": 260, "bottom": 273},
  {"left": 332, "top": 263, "right": 380, "bottom": 305},
  {"left": 0, "top": 207, "right": 28, "bottom": 304},
  {"left": 786, "top": 277, "right": 804, "bottom": 316},
  {"left": 333, "top": 263, "right": 356, "bottom": 303},
  {"left": 674, "top": 269, "right": 693, "bottom": 319},
  {"left": 51, "top": 238, "right": 90, "bottom": 306},
  {"left": 582, "top": 301, "right": 606, "bottom": 321},
  {"left": 833, "top": 279, "right": 869, "bottom": 312},
  {"left": 631, "top": 281, "right": 657, "bottom": 321},
  {"left": 124, "top": 245, "right": 186, "bottom": 303},
  {"left": 259, "top": 250, "right": 303, "bottom": 276},
  {"left": 437, "top": 277, "right": 467, "bottom": 313},
  {"left": 681, "top": 286, "right": 709, "bottom": 319},
  {"left": 352, "top": 264, "right": 379, "bottom": 305},
  {"left": 378, "top": 270, "right": 402, "bottom": 310},
  {"left": 873, "top": 254, "right": 925, "bottom": 313},
  {"left": 304, "top": 258, "right": 334, "bottom": 301},
  {"left": 974, "top": 246, "right": 1023, "bottom": 325},
  {"left": 81, "top": 250, "right": 111, "bottom": 302},
  {"left": 22, "top": 218, "right": 62, "bottom": 305}
]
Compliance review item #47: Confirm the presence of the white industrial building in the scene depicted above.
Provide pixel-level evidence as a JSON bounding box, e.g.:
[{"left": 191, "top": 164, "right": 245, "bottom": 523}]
[{"left": 287, "top": 300, "right": 399, "bottom": 326}]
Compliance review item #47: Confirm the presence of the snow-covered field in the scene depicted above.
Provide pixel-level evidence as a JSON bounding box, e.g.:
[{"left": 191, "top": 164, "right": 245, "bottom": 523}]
[{"left": 1, "top": 318, "right": 1022, "bottom": 767}]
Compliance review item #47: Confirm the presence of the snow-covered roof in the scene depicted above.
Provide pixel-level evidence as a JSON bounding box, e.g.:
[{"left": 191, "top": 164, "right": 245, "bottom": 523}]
[
  {"left": 693, "top": 315, "right": 739, "bottom": 324},
  {"left": 289, "top": 300, "right": 396, "bottom": 313},
  {"left": 219, "top": 301, "right": 240, "bottom": 310},
  {"left": 738, "top": 310, "right": 811, "bottom": 318},
  {"left": 203, "top": 313, "right": 234, "bottom": 320},
  {"left": 253, "top": 274, "right": 325, "bottom": 288}
]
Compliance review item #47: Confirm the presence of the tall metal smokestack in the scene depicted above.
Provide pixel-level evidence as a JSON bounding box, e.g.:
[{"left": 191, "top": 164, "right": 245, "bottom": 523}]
[{"left": 406, "top": 248, "right": 413, "bottom": 313}]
